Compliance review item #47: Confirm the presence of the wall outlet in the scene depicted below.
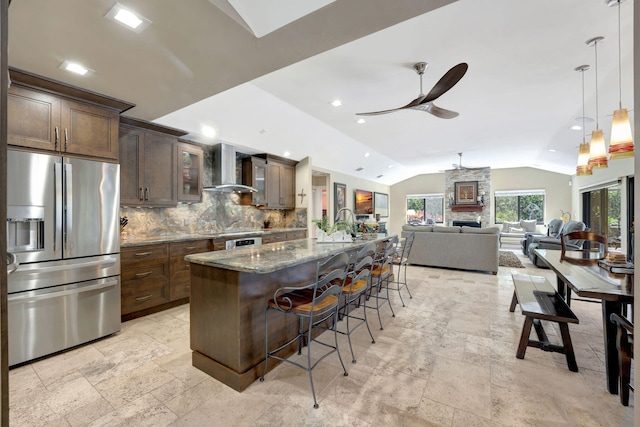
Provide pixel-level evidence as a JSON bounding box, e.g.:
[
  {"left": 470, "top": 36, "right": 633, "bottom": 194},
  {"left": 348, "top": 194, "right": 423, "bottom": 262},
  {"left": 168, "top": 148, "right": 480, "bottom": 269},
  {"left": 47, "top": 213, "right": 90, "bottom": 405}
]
[{"left": 184, "top": 218, "right": 190, "bottom": 226}]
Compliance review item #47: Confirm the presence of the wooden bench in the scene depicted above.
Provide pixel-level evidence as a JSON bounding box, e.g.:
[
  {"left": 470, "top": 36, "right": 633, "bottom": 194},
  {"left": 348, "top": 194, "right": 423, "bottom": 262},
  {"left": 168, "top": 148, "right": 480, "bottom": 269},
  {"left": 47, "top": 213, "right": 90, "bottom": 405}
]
[{"left": 509, "top": 273, "right": 579, "bottom": 372}]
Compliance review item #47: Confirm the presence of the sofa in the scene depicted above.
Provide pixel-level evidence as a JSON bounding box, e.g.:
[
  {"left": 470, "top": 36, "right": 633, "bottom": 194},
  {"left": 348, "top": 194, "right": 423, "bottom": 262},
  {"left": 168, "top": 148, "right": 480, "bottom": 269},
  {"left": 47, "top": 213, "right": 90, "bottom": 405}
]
[
  {"left": 527, "top": 220, "right": 587, "bottom": 268},
  {"left": 521, "top": 218, "right": 563, "bottom": 256},
  {"left": 499, "top": 219, "right": 538, "bottom": 247},
  {"left": 401, "top": 224, "right": 500, "bottom": 274}
]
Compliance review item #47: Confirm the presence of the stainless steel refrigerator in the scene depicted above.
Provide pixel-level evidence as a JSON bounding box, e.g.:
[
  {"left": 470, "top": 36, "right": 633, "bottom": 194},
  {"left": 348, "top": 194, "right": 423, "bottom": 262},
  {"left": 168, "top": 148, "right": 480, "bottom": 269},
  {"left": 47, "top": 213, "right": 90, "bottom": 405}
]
[{"left": 6, "top": 149, "right": 121, "bottom": 366}]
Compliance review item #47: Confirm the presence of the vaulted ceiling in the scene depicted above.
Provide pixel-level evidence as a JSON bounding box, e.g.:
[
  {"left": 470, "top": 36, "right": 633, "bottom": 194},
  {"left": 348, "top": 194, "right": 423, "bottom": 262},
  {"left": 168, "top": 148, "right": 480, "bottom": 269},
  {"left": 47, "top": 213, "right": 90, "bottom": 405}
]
[{"left": 8, "top": 0, "right": 634, "bottom": 184}]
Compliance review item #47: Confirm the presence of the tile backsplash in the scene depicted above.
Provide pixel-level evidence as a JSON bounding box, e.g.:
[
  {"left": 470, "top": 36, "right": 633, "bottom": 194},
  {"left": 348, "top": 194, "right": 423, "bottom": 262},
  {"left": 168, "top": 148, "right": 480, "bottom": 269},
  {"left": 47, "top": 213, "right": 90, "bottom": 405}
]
[{"left": 120, "top": 191, "right": 306, "bottom": 238}]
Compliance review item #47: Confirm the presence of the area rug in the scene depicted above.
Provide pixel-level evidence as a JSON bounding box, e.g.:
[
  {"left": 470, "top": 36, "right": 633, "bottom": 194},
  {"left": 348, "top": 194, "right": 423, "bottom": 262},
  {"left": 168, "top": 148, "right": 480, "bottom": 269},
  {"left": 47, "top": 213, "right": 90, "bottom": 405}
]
[{"left": 499, "top": 251, "right": 525, "bottom": 268}]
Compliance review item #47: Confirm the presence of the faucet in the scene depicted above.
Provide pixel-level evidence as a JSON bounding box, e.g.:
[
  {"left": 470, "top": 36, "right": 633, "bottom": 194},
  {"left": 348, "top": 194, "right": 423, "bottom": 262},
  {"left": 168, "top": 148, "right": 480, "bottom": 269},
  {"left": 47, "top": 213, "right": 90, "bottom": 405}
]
[{"left": 334, "top": 208, "right": 358, "bottom": 236}]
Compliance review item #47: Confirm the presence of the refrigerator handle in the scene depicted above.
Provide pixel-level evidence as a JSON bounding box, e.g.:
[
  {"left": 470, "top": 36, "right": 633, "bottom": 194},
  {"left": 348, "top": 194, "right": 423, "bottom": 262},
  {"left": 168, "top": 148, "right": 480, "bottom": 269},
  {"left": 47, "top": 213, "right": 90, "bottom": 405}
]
[
  {"left": 8, "top": 279, "right": 119, "bottom": 303},
  {"left": 64, "top": 163, "right": 72, "bottom": 251},
  {"left": 54, "top": 162, "right": 63, "bottom": 252},
  {"left": 54, "top": 127, "right": 59, "bottom": 151},
  {"left": 64, "top": 128, "right": 69, "bottom": 151}
]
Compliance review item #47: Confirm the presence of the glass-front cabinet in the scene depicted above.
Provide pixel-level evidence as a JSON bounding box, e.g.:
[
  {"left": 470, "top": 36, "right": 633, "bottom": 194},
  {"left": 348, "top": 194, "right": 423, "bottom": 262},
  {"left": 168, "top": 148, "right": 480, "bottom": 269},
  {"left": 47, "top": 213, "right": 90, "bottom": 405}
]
[
  {"left": 177, "top": 142, "right": 203, "bottom": 202},
  {"left": 242, "top": 156, "right": 267, "bottom": 206}
]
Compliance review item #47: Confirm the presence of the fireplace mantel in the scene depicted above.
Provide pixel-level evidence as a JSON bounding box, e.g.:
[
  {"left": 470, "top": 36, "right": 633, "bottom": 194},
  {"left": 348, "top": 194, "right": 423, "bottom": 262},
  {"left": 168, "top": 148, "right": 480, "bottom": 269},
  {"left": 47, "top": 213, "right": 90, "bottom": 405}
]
[{"left": 451, "top": 205, "right": 483, "bottom": 212}]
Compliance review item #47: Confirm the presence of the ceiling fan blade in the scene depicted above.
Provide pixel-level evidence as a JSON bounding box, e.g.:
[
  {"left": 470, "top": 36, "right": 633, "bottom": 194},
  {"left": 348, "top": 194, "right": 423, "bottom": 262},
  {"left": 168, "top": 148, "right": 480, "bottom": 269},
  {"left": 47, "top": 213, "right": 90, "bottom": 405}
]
[
  {"left": 356, "top": 95, "right": 426, "bottom": 116},
  {"left": 421, "top": 63, "right": 468, "bottom": 104},
  {"left": 410, "top": 102, "right": 459, "bottom": 119}
]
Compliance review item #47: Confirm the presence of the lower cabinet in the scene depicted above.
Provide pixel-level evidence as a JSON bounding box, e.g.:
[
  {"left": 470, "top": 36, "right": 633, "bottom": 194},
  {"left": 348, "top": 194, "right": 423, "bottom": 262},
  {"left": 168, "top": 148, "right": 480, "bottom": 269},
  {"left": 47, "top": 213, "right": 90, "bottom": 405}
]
[
  {"left": 121, "top": 239, "right": 214, "bottom": 320},
  {"left": 121, "top": 244, "right": 171, "bottom": 318},
  {"left": 169, "top": 240, "right": 211, "bottom": 301}
]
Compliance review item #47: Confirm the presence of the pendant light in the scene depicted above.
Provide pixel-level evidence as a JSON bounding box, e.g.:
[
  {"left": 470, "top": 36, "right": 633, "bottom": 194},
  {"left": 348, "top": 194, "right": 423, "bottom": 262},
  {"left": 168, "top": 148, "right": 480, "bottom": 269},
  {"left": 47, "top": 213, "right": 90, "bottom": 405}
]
[
  {"left": 608, "top": 0, "right": 634, "bottom": 159},
  {"left": 575, "top": 65, "right": 592, "bottom": 176},
  {"left": 586, "top": 36, "right": 608, "bottom": 168}
]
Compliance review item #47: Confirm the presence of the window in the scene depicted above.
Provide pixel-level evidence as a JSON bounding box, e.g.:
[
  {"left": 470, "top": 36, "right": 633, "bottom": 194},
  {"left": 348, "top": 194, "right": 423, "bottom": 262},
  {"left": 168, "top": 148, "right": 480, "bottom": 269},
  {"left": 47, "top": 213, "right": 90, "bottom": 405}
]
[
  {"left": 494, "top": 190, "right": 545, "bottom": 224},
  {"left": 406, "top": 194, "right": 444, "bottom": 224},
  {"left": 581, "top": 181, "right": 621, "bottom": 250}
]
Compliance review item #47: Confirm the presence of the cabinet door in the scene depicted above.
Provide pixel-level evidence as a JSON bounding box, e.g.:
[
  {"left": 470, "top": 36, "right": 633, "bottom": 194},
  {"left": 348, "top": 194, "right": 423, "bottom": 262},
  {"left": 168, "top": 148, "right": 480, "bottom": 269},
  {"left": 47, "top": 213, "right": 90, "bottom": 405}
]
[
  {"left": 8, "top": 85, "right": 61, "bottom": 151},
  {"left": 242, "top": 157, "right": 267, "bottom": 206},
  {"left": 61, "top": 99, "right": 119, "bottom": 160},
  {"left": 119, "top": 126, "right": 144, "bottom": 206},
  {"left": 143, "top": 132, "right": 177, "bottom": 206},
  {"left": 266, "top": 161, "right": 282, "bottom": 208},
  {"left": 177, "top": 143, "right": 203, "bottom": 202},
  {"left": 280, "top": 163, "right": 295, "bottom": 208}
]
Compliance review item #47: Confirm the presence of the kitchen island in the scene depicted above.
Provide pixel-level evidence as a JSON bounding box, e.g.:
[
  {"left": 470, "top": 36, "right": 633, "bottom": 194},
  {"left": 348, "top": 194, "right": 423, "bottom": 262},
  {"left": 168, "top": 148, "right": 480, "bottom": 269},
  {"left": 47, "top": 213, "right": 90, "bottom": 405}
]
[{"left": 185, "top": 235, "right": 392, "bottom": 391}]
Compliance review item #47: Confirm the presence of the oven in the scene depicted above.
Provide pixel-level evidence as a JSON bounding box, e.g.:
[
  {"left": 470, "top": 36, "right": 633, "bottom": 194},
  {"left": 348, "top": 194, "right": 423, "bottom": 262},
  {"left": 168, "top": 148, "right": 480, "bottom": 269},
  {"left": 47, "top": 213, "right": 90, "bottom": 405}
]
[{"left": 225, "top": 237, "right": 262, "bottom": 249}]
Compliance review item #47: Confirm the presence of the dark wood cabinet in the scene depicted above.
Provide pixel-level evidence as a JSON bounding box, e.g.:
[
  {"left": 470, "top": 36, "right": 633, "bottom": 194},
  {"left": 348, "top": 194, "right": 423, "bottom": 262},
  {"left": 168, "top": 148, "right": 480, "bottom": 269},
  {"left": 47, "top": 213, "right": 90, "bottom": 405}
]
[
  {"left": 241, "top": 156, "right": 267, "bottom": 206},
  {"left": 121, "top": 244, "right": 170, "bottom": 318},
  {"left": 177, "top": 142, "right": 204, "bottom": 203},
  {"left": 7, "top": 68, "right": 133, "bottom": 161},
  {"left": 169, "top": 240, "right": 210, "bottom": 301},
  {"left": 286, "top": 230, "right": 307, "bottom": 241},
  {"left": 266, "top": 158, "right": 296, "bottom": 209},
  {"left": 119, "top": 117, "right": 188, "bottom": 207}
]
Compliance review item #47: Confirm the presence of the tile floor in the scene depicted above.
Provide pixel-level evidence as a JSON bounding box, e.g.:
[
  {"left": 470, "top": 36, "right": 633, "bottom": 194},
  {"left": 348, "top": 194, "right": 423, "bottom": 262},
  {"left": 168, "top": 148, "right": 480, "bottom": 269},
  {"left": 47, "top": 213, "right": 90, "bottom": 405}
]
[{"left": 9, "top": 247, "right": 635, "bottom": 426}]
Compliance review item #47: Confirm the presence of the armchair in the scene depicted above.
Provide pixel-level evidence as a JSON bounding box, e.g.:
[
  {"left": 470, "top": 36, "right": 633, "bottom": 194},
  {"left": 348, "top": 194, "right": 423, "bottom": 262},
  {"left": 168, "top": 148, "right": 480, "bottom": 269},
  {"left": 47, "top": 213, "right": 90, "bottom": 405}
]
[
  {"left": 521, "top": 218, "right": 564, "bottom": 256},
  {"left": 528, "top": 220, "right": 587, "bottom": 268}
]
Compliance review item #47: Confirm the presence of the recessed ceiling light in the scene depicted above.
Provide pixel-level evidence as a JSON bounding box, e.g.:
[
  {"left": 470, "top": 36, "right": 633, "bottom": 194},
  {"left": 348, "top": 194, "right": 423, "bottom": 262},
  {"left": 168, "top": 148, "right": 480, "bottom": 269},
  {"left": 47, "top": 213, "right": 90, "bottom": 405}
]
[
  {"left": 202, "top": 125, "right": 217, "bottom": 138},
  {"left": 387, "top": 165, "right": 394, "bottom": 169},
  {"left": 283, "top": 151, "right": 291, "bottom": 157},
  {"left": 364, "top": 152, "right": 370, "bottom": 157},
  {"left": 570, "top": 125, "right": 582, "bottom": 131},
  {"left": 356, "top": 118, "right": 366, "bottom": 124},
  {"left": 548, "top": 149, "right": 557, "bottom": 152},
  {"left": 59, "top": 60, "right": 93, "bottom": 76},
  {"left": 105, "top": 3, "right": 151, "bottom": 33},
  {"left": 330, "top": 100, "right": 342, "bottom": 107}
]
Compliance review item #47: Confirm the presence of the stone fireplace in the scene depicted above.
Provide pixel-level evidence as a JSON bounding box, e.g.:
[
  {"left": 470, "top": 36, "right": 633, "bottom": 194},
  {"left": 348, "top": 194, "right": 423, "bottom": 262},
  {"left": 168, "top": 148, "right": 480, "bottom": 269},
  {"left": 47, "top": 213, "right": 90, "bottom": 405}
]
[{"left": 445, "top": 167, "right": 490, "bottom": 227}]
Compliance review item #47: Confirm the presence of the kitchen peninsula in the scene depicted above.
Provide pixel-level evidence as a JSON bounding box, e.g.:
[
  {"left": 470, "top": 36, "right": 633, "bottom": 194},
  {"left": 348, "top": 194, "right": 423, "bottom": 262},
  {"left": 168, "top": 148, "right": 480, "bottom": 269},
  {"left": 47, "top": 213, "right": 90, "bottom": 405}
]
[{"left": 185, "top": 235, "right": 392, "bottom": 391}]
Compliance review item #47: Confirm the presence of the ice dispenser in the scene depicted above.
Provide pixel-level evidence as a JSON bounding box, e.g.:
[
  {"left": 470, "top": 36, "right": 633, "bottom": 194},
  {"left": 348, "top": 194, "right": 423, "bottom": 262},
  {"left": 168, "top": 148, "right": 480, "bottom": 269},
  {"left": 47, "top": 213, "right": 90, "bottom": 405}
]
[{"left": 7, "top": 205, "right": 45, "bottom": 252}]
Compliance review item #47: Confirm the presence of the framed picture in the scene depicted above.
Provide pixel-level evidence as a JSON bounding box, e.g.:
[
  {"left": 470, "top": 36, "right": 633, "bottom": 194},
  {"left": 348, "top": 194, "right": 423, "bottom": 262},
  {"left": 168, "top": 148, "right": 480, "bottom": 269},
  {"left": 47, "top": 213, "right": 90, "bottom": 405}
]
[
  {"left": 354, "top": 189, "right": 373, "bottom": 215},
  {"left": 374, "top": 192, "right": 389, "bottom": 217},
  {"left": 334, "top": 182, "right": 346, "bottom": 220},
  {"left": 454, "top": 180, "right": 478, "bottom": 205}
]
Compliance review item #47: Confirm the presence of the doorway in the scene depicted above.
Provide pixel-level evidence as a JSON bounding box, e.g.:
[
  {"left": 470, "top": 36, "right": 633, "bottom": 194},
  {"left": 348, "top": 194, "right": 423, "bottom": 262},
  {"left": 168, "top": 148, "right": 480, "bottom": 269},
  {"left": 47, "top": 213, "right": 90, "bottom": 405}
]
[{"left": 311, "top": 171, "right": 329, "bottom": 238}]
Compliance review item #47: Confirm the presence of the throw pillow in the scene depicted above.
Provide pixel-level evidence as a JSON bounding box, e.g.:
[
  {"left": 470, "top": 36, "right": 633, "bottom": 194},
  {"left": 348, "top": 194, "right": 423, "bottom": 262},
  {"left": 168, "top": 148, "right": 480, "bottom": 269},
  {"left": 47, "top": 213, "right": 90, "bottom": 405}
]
[
  {"left": 502, "top": 221, "right": 520, "bottom": 233},
  {"left": 520, "top": 220, "right": 537, "bottom": 233}
]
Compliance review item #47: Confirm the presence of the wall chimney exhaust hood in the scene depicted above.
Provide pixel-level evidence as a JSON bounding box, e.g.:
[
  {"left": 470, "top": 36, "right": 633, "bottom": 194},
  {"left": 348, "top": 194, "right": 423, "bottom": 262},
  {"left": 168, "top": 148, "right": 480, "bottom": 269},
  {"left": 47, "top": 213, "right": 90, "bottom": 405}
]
[{"left": 203, "top": 143, "right": 257, "bottom": 193}]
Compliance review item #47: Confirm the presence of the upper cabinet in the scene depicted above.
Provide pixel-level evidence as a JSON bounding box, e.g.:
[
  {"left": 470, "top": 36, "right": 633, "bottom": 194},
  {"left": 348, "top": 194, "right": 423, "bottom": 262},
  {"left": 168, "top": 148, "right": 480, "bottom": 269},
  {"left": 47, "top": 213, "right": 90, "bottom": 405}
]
[
  {"left": 177, "top": 142, "right": 204, "bottom": 203},
  {"left": 241, "top": 156, "right": 267, "bottom": 206},
  {"left": 119, "top": 117, "right": 188, "bottom": 207},
  {"left": 266, "top": 159, "right": 295, "bottom": 209},
  {"left": 7, "top": 68, "right": 134, "bottom": 161},
  {"left": 242, "top": 155, "right": 296, "bottom": 209}
]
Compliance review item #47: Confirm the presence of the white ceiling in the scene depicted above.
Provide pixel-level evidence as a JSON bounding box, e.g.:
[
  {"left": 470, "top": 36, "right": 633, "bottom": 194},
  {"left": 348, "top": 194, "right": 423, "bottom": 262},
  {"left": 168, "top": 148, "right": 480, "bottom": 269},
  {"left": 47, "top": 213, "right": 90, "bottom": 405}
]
[{"left": 8, "top": 0, "right": 634, "bottom": 185}]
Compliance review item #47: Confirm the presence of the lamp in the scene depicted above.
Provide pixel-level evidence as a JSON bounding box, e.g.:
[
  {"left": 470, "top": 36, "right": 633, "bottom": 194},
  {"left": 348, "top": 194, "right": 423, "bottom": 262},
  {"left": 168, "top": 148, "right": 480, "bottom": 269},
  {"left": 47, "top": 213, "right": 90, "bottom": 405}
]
[
  {"left": 607, "top": 0, "right": 634, "bottom": 159},
  {"left": 586, "top": 36, "right": 608, "bottom": 169},
  {"left": 575, "top": 65, "right": 593, "bottom": 176}
]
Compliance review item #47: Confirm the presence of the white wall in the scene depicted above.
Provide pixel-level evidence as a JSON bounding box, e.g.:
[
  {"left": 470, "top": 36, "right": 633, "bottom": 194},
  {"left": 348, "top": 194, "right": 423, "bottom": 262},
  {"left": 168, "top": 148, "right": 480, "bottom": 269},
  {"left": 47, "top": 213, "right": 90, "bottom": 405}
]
[{"left": 389, "top": 167, "right": 572, "bottom": 236}]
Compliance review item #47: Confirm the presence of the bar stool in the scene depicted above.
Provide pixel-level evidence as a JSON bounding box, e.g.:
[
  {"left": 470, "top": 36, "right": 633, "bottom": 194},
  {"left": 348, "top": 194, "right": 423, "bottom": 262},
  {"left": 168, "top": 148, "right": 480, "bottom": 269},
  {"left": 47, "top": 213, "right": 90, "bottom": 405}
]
[
  {"left": 390, "top": 231, "right": 415, "bottom": 307},
  {"left": 336, "top": 242, "right": 376, "bottom": 363},
  {"left": 367, "top": 237, "right": 396, "bottom": 330},
  {"left": 260, "top": 254, "right": 349, "bottom": 408}
]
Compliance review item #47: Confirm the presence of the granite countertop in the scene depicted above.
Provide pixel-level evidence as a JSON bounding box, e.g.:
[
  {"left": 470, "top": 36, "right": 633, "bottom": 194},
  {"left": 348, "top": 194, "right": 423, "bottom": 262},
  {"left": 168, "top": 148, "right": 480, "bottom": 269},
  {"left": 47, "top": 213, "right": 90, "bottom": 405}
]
[
  {"left": 120, "top": 228, "right": 307, "bottom": 247},
  {"left": 185, "top": 234, "right": 394, "bottom": 274}
]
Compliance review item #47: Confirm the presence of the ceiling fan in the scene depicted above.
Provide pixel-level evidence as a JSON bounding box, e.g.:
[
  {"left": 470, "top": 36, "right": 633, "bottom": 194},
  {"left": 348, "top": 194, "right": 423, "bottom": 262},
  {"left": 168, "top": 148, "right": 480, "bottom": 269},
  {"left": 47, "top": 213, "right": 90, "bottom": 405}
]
[
  {"left": 356, "top": 62, "right": 468, "bottom": 119},
  {"left": 452, "top": 152, "right": 484, "bottom": 170}
]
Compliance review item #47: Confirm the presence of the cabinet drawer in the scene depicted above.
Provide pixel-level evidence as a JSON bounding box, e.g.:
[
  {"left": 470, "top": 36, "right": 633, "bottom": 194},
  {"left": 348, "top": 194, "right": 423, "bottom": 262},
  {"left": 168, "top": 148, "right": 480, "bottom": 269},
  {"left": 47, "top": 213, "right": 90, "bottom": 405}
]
[
  {"left": 286, "top": 230, "right": 306, "bottom": 241},
  {"left": 121, "top": 244, "right": 169, "bottom": 267},
  {"left": 169, "top": 240, "right": 210, "bottom": 257},
  {"left": 122, "top": 263, "right": 168, "bottom": 282},
  {"left": 211, "top": 239, "right": 226, "bottom": 251},
  {"left": 121, "top": 280, "right": 170, "bottom": 314},
  {"left": 263, "top": 233, "right": 286, "bottom": 244}
]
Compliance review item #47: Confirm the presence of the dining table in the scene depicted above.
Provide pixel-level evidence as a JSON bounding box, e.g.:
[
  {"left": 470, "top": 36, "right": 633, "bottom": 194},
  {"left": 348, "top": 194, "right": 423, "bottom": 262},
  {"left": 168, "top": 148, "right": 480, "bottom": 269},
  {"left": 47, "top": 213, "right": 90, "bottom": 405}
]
[{"left": 533, "top": 248, "right": 634, "bottom": 395}]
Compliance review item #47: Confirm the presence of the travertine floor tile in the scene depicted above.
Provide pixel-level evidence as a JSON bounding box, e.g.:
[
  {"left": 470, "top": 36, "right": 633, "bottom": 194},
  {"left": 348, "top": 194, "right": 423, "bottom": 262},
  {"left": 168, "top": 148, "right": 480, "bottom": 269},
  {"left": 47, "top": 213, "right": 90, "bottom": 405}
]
[{"left": 7, "top": 252, "right": 635, "bottom": 426}]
